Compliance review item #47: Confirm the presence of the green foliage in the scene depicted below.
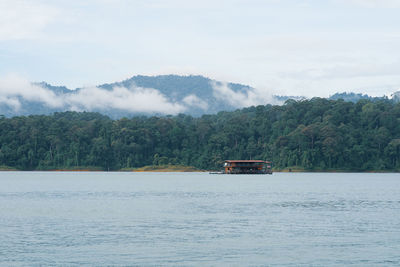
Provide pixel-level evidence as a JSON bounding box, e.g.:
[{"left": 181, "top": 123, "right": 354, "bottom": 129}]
[{"left": 1, "top": 100, "right": 400, "bottom": 171}]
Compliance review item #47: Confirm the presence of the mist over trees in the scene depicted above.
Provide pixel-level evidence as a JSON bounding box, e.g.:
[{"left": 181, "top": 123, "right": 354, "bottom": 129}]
[{"left": 0, "top": 98, "right": 400, "bottom": 171}]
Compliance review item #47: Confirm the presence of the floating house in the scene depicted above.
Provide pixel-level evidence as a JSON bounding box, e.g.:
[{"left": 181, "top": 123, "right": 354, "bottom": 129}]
[{"left": 223, "top": 160, "right": 272, "bottom": 174}]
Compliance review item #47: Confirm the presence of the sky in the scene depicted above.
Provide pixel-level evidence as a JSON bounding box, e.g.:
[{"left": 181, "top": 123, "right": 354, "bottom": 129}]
[{"left": 1, "top": 0, "right": 400, "bottom": 99}]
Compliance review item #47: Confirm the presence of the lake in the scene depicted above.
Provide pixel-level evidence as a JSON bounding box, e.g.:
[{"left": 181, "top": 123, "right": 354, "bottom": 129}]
[{"left": 1, "top": 172, "right": 399, "bottom": 266}]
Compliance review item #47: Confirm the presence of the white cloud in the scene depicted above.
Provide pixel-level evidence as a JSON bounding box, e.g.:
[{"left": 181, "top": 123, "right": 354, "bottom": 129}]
[
  {"left": 182, "top": 94, "right": 208, "bottom": 110},
  {"left": 65, "top": 85, "right": 186, "bottom": 114},
  {"left": 0, "top": 74, "right": 282, "bottom": 115},
  {"left": 336, "top": 0, "right": 400, "bottom": 8},
  {"left": 0, "top": 74, "right": 186, "bottom": 115},
  {"left": 392, "top": 90, "right": 400, "bottom": 101},
  {"left": 1, "top": 0, "right": 399, "bottom": 98},
  {"left": 211, "top": 81, "right": 278, "bottom": 108},
  {"left": 0, "top": 0, "right": 59, "bottom": 40},
  {"left": 0, "top": 74, "right": 64, "bottom": 109},
  {"left": 0, "top": 96, "right": 21, "bottom": 111}
]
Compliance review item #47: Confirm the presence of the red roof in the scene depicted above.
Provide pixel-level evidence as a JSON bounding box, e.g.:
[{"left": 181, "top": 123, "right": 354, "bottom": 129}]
[{"left": 225, "top": 160, "right": 271, "bottom": 163}]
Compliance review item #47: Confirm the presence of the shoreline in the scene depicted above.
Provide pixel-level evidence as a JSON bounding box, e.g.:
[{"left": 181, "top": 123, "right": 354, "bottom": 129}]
[
  {"left": 1, "top": 164, "right": 399, "bottom": 173},
  {"left": 1, "top": 169, "right": 399, "bottom": 173},
  {"left": 2, "top": 161, "right": 398, "bottom": 174}
]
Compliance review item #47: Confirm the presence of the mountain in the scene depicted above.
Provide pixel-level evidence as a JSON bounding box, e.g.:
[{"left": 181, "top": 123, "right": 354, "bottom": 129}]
[
  {"left": 0, "top": 74, "right": 397, "bottom": 118},
  {"left": 328, "top": 92, "right": 388, "bottom": 102},
  {"left": 392, "top": 91, "right": 400, "bottom": 102},
  {"left": 97, "top": 75, "right": 256, "bottom": 116},
  {"left": 0, "top": 75, "right": 280, "bottom": 118}
]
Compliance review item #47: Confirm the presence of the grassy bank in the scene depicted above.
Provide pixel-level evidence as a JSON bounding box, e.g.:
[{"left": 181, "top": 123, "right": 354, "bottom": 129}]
[{"left": 0, "top": 165, "right": 18, "bottom": 171}]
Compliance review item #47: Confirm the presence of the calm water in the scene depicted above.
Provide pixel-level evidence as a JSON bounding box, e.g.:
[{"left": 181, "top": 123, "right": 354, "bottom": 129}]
[{"left": 1, "top": 172, "right": 400, "bottom": 266}]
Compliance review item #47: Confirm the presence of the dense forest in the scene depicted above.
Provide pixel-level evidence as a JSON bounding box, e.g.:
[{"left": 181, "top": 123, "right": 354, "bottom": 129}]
[{"left": 1, "top": 98, "right": 400, "bottom": 171}]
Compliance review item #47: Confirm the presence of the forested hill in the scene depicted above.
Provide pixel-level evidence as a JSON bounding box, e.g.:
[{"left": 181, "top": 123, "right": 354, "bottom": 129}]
[
  {"left": 3, "top": 74, "right": 396, "bottom": 119},
  {"left": 1, "top": 98, "right": 400, "bottom": 171},
  {"left": 0, "top": 75, "right": 273, "bottom": 118}
]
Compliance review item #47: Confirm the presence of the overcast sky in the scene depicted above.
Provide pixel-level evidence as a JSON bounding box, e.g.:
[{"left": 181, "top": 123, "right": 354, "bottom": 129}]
[{"left": 1, "top": 0, "right": 400, "bottom": 97}]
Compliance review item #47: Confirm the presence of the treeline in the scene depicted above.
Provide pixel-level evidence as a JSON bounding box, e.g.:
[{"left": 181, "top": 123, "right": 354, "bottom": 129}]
[{"left": 1, "top": 98, "right": 400, "bottom": 171}]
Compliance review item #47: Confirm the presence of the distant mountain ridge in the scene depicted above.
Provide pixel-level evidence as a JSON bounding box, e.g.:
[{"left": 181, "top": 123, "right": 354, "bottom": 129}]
[
  {"left": 328, "top": 92, "right": 388, "bottom": 102},
  {"left": 0, "top": 74, "right": 398, "bottom": 118},
  {"left": 0, "top": 75, "right": 278, "bottom": 118}
]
